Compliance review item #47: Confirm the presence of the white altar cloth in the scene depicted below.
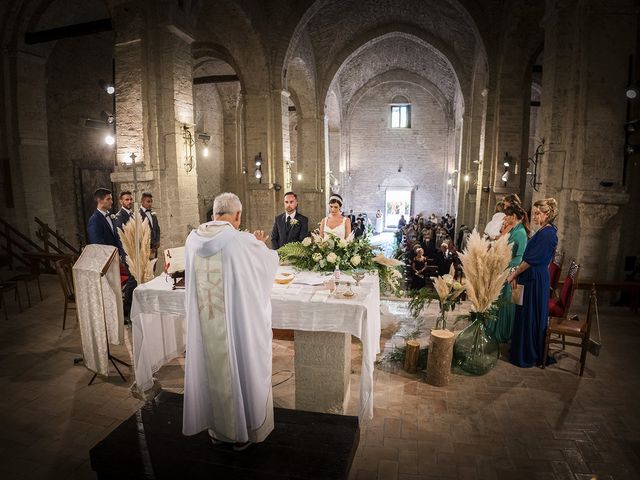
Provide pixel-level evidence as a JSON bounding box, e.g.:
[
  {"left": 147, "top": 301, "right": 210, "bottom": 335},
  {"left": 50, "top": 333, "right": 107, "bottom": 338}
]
[{"left": 130, "top": 269, "right": 381, "bottom": 420}]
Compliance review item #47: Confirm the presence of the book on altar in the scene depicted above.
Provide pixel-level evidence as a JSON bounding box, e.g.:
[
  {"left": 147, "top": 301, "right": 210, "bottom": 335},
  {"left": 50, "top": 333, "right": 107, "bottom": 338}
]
[{"left": 164, "top": 246, "right": 185, "bottom": 275}]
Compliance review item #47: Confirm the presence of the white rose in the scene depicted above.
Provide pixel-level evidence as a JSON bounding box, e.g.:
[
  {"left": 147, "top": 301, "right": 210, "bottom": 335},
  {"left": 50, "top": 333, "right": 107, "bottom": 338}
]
[
  {"left": 319, "top": 260, "right": 326, "bottom": 268},
  {"left": 339, "top": 239, "right": 348, "bottom": 248},
  {"left": 312, "top": 252, "right": 322, "bottom": 262},
  {"left": 327, "top": 239, "right": 335, "bottom": 249},
  {"left": 302, "top": 237, "right": 312, "bottom": 247},
  {"left": 350, "top": 255, "right": 361, "bottom": 266},
  {"left": 442, "top": 274, "right": 454, "bottom": 284},
  {"left": 326, "top": 252, "right": 338, "bottom": 264}
]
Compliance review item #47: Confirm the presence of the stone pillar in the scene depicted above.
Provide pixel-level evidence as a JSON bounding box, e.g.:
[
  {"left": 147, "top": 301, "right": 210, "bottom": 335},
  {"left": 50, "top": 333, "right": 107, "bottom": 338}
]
[
  {"left": 294, "top": 331, "right": 351, "bottom": 414},
  {"left": 296, "top": 115, "right": 326, "bottom": 229},
  {"left": 573, "top": 190, "right": 628, "bottom": 280},
  {"left": 244, "top": 91, "right": 277, "bottom": 231},
  {"left": 7, "top": 49, "right": 56, "bottom": 237},
  {"left": 539, "top": 0, "right": 636, "bottom": 275}
]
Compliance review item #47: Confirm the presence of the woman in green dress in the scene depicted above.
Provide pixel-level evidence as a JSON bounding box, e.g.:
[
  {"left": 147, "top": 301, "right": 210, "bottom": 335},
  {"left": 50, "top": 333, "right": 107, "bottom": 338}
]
[{"left": 488, "top": 205, "right": 529, "bottom": 343}]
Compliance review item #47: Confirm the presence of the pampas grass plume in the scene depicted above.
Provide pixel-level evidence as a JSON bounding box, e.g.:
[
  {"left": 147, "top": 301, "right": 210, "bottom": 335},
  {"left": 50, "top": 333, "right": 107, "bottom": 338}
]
[
  {"left": 119, "top": 212, "right": 153, "bottom": 284},
  {"left": 458, "top": 229, "right": 511, "bottom": 313}
]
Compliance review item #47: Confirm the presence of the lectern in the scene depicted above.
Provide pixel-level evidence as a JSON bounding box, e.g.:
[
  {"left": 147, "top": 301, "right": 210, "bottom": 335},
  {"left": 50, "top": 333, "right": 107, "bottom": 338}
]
[{"left": 73, "top": 244, "right": 128, "bottom": 383}]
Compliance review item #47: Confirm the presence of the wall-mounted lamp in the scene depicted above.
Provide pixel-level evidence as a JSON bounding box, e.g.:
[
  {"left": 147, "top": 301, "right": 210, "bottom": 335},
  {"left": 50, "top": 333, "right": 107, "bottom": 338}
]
[
  {"left": 198, "top": 133, "right": 211, "bottom": 158},
  {"left": 463, "top": 174, "right": 470, "bottom": 182},
  {"left": 99, "top": 79, "right": 115, "bottom": 95},
  {"left": 626, "top": 83, "right": 639, "bottom": 99},
  {"left": 182, "top": 125, "right": 195, "bottom": 173},
  {"left": 297, "top": 173, "right": 303, "bottom": 181},
  {"left": 526, "top": 141, "right": 544, "bottom": 191},
  {"left": 254, "top": 152, "right": 263, "bottom": 183}
]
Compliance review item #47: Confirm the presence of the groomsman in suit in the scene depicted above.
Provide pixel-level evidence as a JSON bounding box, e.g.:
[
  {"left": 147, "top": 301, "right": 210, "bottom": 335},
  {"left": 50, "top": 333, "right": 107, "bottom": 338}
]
[
  {"left": 140, "top": 192, "right": 161, "bottom": 258},
  {"left": 87, "top": 188, "right": 125, "bottom": 259},
  {"left": 114, "top": 190, "right": 134, "bottom": 231},
  {"left": 271, "top": 192, "right": 309, "bottom": 249}
]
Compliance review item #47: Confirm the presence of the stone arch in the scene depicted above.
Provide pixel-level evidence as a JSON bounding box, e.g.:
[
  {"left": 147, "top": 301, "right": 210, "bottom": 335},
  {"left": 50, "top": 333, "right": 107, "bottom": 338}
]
[
  {"left": 345, "top": 69, "right": 453, "bottom": 127},
  {"left": 320, "top": 24, "right": 467, "bottom": 113}
]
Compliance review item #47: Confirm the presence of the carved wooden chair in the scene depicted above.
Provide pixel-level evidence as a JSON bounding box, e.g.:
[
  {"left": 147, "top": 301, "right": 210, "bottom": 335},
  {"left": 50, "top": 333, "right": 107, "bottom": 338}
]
[
  {"left": 544, "top": 282, "right": 596, "bottom": 376},
  {"left": 54, "top": 258, "right": 76, "bottom": 330},
  {"left": 548, "top": 250, "right": 565, "bottom": 299}
]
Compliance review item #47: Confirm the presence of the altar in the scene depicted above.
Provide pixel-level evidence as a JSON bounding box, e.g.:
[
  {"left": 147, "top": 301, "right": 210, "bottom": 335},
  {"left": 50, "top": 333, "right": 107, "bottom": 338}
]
[{"left": 130, "top": 269, "right": 381, "bottom": 421}]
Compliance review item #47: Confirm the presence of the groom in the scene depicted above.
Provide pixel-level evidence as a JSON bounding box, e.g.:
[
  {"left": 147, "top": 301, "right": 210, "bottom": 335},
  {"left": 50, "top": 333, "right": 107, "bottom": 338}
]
[{"left": 271, "top": 191, "right": 309, "bottom": 249}]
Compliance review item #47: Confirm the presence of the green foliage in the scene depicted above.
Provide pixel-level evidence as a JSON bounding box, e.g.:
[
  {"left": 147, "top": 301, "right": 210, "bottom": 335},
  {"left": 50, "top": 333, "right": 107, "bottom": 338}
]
[
  {"left": 277, "top": 232, "right": 405, "bottom": 295},
  {"left": 408, "top": 286, "right": 438, "bottom": 318}
]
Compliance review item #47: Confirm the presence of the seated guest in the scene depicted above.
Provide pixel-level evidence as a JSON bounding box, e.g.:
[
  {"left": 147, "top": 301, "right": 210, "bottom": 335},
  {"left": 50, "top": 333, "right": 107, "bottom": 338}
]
[
  {"left": 434, "top": 242, "right": 453, "bottom": 276},
  {"left": 411, "top": 247, "right": 428, "bottom": 290},
  {"left": 398, "top": 214, "right": 407, "bottom": 229}
]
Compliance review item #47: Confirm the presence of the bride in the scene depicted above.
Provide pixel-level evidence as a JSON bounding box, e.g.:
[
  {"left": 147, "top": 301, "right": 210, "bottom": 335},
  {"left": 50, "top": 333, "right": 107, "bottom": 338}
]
[{"left": 319, "top": 194, "right": 352, "bottom": 240}]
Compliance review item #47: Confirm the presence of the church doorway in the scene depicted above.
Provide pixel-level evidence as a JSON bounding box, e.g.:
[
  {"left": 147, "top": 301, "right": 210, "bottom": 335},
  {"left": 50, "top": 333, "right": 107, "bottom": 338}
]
[{"left": 384, "top": 188, "right": 412, "bottom": 229}]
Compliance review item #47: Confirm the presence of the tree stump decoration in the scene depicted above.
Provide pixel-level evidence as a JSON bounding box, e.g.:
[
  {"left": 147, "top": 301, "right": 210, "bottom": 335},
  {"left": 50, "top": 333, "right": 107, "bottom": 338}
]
[
  {"left": 403, "top": 340, "right": 420, "bottom": 373},
  {"left": 426, "top": 329, "right": 455, "bottom": 386}
]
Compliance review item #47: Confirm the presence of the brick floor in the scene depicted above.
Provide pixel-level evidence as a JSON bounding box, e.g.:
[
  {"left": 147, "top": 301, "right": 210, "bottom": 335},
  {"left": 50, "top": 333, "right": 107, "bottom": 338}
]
[{"left": 0, "top": 274, "right": 638, "bottom": 479}]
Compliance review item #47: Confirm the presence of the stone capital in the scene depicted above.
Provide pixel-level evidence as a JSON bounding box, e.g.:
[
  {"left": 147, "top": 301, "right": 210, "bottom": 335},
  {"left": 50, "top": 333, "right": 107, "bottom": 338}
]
[
  {"left": 576, "top": 203, "right": 619, "bottom": 229},
  {"left": 570, "top": 188, "right": 629, "bottom": 206}
]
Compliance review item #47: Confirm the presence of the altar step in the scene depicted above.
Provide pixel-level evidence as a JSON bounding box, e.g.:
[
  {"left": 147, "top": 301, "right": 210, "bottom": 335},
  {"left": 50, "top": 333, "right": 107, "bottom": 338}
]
[{"left": 90, "top": 391, "right": 360, "bottom": 479}]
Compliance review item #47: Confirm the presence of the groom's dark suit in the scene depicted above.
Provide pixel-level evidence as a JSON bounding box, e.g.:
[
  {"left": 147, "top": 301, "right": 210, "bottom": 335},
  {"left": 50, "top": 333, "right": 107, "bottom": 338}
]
[
  {"left": 87, "top": 210, "right": 125, "bottom": 259},
  {"left": 271, "top": 212, "right": 309, "bottom": 249}
]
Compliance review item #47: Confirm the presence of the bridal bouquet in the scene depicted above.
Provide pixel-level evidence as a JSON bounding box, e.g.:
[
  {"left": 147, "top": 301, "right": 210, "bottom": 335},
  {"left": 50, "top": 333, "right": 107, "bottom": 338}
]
[{"left": 277, "top": 232, "right": 404, "bottom": 294}]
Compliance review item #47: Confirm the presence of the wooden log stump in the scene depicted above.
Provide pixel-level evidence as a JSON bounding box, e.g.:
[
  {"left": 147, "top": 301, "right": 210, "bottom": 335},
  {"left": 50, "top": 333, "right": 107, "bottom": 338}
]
[
  {"left": 426, "top": 329, "right": 455, "bottom": 386},
  {"left": 403, "top": 340, "right": 420, "bottom": 374}
]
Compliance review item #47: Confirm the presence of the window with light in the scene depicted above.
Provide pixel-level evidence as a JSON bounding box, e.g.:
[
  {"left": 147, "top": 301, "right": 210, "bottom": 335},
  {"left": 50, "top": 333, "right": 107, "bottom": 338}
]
[{"left": 390, "top": 95, "right": 411, "bottom": 128}]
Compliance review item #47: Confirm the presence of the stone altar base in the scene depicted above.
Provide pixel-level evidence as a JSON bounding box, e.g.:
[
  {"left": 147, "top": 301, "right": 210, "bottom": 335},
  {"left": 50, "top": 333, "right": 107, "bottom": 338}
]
[
  {"left": 294, "top": 331, "right": 351, "bottom": 414},
  {"left": 90, "top": 391, "right": 360, "bottom": 480}
]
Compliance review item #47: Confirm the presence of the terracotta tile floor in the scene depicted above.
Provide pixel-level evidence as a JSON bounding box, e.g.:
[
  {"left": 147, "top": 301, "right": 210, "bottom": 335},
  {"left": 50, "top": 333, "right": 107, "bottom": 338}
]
[{"left": 0, "top": 274, "right": 639, "bottom": 479}]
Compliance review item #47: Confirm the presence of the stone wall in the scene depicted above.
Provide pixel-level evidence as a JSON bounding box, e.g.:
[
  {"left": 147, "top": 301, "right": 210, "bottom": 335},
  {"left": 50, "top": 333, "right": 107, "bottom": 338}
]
[
  {"left": 346, "top": 82, "right": 451, "bottom": 222},
  {"left": 46, "top": 32, "right": 115, "bottom": 246}
]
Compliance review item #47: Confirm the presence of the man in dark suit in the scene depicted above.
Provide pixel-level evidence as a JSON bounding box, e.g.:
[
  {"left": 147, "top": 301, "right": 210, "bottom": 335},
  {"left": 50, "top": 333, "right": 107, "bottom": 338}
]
[
  {"left": 140, "top": 192, "right": 160, "bottom": 258},
  {"left": 87, "top": 188, "right": 125, "bottom": 259},
  {"left": 87, "top": 188, "right": 132, "bottom": 316},
  {"left": 114, "top": 190, "right": 134, "bottom": 231},
  {"left": 271, "top": 191, "right": 309, "bottom": 249}
]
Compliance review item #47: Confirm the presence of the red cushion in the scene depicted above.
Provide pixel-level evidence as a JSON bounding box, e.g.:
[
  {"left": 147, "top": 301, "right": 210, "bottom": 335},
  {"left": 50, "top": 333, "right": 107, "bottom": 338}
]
[
  {"left": 549, "top": 262, "right": 561, "bottom": 290},
  {"left": 548, "top": 298, "right": 564, "bottom": 317},
  {"left": 559, "top": 276, "right": 574, "bottom": 310}
]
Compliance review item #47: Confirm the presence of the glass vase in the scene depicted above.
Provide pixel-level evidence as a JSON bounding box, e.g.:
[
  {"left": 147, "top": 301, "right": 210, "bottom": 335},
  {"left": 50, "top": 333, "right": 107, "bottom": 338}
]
[
  {"left": 453, "top": 313, "right": 500, "bottom": 375},
  {"left": 435, "top": 310, "right": 447, "bottom": 330}
]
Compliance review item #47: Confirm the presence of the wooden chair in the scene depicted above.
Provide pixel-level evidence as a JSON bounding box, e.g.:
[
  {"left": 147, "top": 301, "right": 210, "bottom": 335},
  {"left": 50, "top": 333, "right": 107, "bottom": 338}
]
[
  {"left": 544, "top": 264, "right": 596, "bottom": 376},
  {"left": 548, "top": 260, "right": 580, "bottom": 322},
  {"left": 548, "top": 250, "right": 564, "bottom": 299},
  {"left": 54, "top": 258, "right": 76, "bottom": 330},
  {"left": 0, "top": 281, "right": 23, "bottom": 320},
  {"left": 9, "top": 270, "right": 42, "bottom": 306}
]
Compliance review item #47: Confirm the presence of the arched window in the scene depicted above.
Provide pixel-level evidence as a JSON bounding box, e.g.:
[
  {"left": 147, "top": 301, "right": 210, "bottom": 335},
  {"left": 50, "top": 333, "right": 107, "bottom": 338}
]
[{"left": 390, "top": 95, "right": 411, "bottom": 128}]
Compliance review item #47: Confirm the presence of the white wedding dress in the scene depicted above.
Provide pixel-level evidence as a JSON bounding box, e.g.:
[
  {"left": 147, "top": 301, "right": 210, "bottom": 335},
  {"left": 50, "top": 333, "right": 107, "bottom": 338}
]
[{"left": 323, "top": 216, "right": 347, "bottom": 240}]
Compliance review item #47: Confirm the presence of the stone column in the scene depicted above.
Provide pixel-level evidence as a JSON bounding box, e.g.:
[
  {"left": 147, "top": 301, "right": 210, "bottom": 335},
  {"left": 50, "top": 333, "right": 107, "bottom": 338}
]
[
  {"left": 244, "top": 91, "right": 277, "bottom": 231},
  {"left": 296, "top": 115, "right": 326, "bottom": 228},
  {"left": 540, "top": 0, "right": 636, "bottom": 275},
  {"left": 572, "top": 190, "right": 628, "bottom": 280},
  {"left": 6, "top": 49, "right": 56, "bottom": 237}
]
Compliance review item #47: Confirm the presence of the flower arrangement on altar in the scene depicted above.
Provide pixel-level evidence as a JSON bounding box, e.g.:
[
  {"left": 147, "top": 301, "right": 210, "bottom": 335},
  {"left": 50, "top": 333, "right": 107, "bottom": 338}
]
[{"left": 277, "top": 232, "right": 404, "bottom": 295}]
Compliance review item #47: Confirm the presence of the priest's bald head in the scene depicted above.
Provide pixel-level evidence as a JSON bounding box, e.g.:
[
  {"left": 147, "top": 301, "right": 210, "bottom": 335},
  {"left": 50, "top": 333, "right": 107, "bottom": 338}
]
[{"left": 213, "top": 192, "right": 243, "bottom": 229}]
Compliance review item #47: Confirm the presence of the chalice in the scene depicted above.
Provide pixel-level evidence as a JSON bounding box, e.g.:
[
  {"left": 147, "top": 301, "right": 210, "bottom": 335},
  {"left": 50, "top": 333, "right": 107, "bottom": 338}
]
[{"left": 351, "top": 268, "right": 366, "bottom": 287}]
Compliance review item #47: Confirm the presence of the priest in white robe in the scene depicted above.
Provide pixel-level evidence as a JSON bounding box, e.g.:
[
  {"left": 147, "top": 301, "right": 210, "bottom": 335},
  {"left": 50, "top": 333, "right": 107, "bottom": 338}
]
[{"left": 182, "top": 192, "right": 279, "bottom": 450}]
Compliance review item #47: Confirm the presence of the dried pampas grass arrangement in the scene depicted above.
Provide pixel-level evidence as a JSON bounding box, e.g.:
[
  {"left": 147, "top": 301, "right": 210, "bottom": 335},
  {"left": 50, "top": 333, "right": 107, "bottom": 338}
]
[
  {"left": 458, "top": 229, "right": 511, "bottom": 313},
  {"left": 119, "top": 212, "right": 154, "bottom": 284}
]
